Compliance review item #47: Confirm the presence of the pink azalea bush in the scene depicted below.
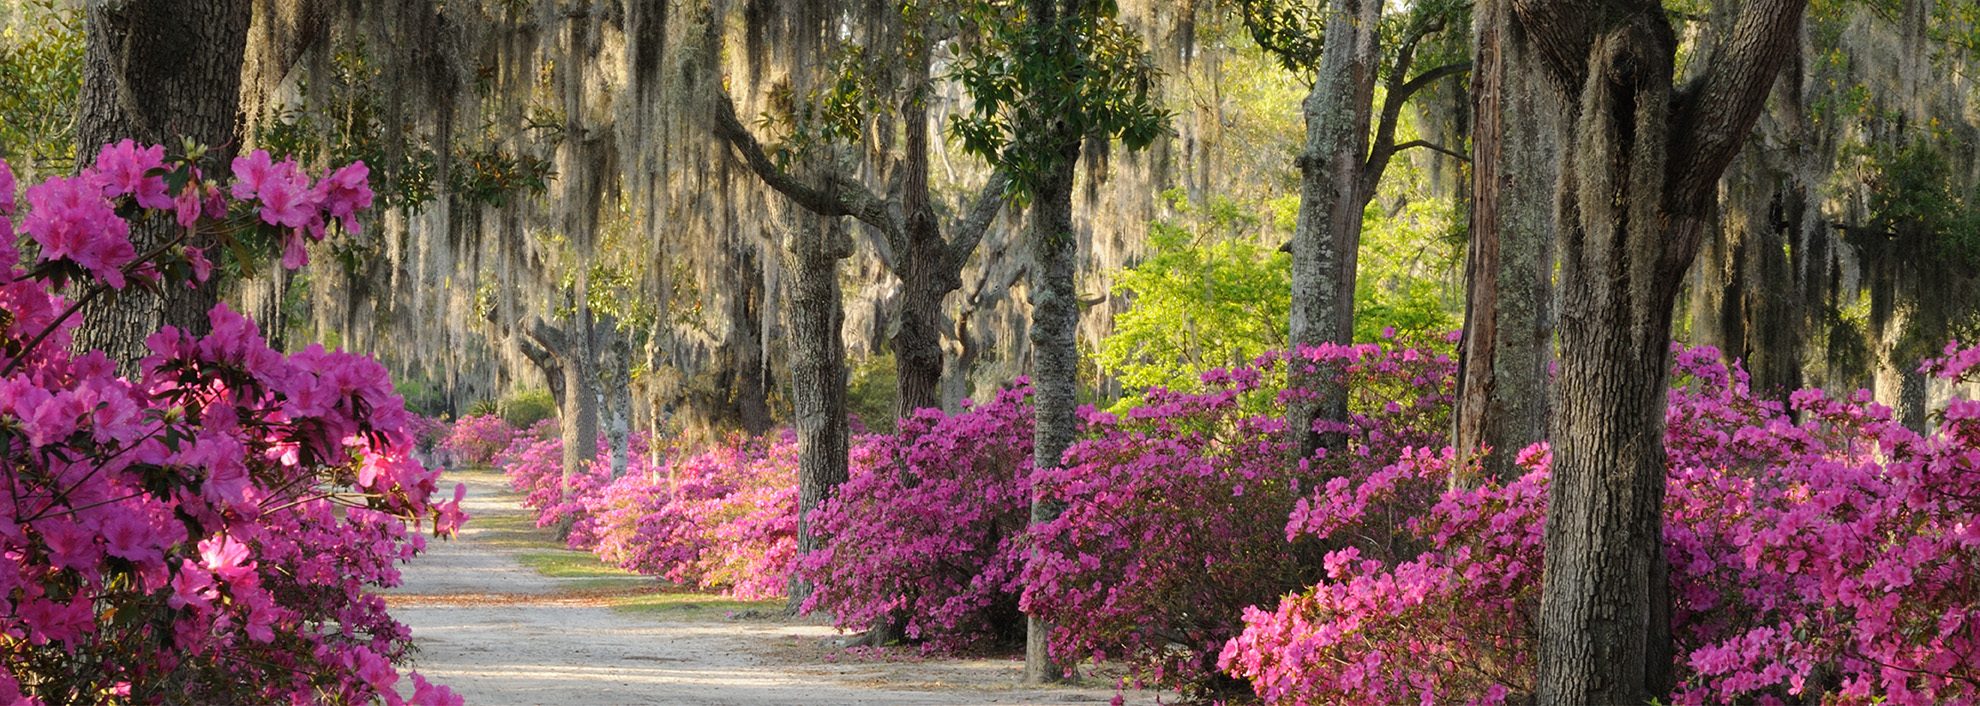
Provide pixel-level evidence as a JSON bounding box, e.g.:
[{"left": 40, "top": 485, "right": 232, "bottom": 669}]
[
  {"left": 440, "top": 413, "right": 516, "bottom": 465},
  {"left": 0, "top": 147, "right": 462, "bottom": 704},
  {"left": 798, "top": 383, "right": 1038, "bottom": 651},
  {"left": 496, "top": 419, "right": 571, "bottom": 525},
  {"left": 1024, "top": 342, "right": 1456, "bottom": 695},
  {"left": 1219, "top": 344, "right": 1980, "bottom": 705},
  {"left": 496, "top": 429, "right": 797, "bottom": 598}
]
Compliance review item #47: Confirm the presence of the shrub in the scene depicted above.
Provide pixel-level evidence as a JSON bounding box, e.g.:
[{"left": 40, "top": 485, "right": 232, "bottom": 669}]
[
  {"left": 497, "top": 388, "right": 558, "bottom": 428},
  {"left": 1219, "top": 344, "right": 1980, "bottom": 705},
  {"left": 798, "top": 384, "right": 1038, "bottom": 651},
  {"left": 464, "top": 398, "right": 498, "bottom": 417},
  {"left": 0, "top": 149, "right": 463, "bottom": 703},
  {"left": 496, "top": 428, "right": 797, "bottom": 598},
  {"left": 440, "top": 413, "right": 516, "bottom": 465},
  {"left": 1025, "top": 340, "right": 1456, "bottom": 695}
]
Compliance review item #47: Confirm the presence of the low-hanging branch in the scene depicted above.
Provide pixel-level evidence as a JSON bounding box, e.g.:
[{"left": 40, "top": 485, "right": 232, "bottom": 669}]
[{"left": 709, "top": 85, "right": 1011, "bottom": 285}]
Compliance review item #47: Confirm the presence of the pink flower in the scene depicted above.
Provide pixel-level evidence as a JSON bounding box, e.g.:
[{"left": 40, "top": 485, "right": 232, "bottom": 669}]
[
  {"left": 173, "top": 172, "right": 210, "bottom": 229},
  {"left": 90, "top": 139, "right": 172, "bottom": 209},
  {"left": 184, "top": 245, "right": 213, "bottom": 284},
  {"left": 317, "top": 162, "right": 373, "bottom": 233},
  {"left": 435, "top": 483, "right": 470, "bottom": 537},
  {"left": 230, "top": 150, "right": 276, "bottom": 200},
  {"left": 258, "top": 169, "right": 316, "bottom": 229},
  {"left": 101, "top": 511, "right": 158, "bottom": 561},
  {"left": 281, "top": 230, "right": 309, "bottom": 269},
  {"left": 409, "top": 672, "right": 464, "bottom": 706},
  {"left": 198, "top": 534, "right": 255, "bottom": 583},
  {"left": 0, "top": 158, "right": 15, "bottom": 215},
  {"left": 168, "top": 561, "right": 217, "bottom": 611},
  {"left": 354, "top": 648, "right": 398, "bottom": 692},
  {"left": 37, "top": 518, "right": 102, "bottom": 573},
  {"left": 21, "top": 174, "right": 136, "bottom": 288}
]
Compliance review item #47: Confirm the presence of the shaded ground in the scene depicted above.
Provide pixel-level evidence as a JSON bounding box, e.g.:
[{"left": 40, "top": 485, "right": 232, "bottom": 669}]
[{"left": 388, "top": 468, "right": 1162, "bottom": 706}]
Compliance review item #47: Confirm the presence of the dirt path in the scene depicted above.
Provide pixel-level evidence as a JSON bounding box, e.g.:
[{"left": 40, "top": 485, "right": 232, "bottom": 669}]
[{"left": 388, "top": 469, "right": 1161, "bottom": 706}]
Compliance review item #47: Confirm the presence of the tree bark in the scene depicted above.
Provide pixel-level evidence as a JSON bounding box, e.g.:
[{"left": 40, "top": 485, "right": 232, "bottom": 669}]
[
  {"left": 895, "top": 70, "right": 950, "bottom": 418},
  {"left": 1023, "top": 138, "right": 1080, "bottom": 685},
  {"left": 1287, "top": 0, "right": 1383, "bottom": 458},
  {"left": 525, "top": 312, "right": 596, "bottom": 538},
  {"left": 597, "top": 312, "right": 633, "bottom": 478},
  {"left": 1515, "top": 0, "right": 1808, "bottom": 702},
  {"left": 1455, "top": 0, "right": 1560, "bottom": 481},
  {"left": 1018, "top": 0, "right": 1084, "bottom": 674},
  {"left": 783, "top": 211, "right": 853, "bottom": 610},
  {"left": 72, "top": 0, "right": 252, "bottom": 365}
]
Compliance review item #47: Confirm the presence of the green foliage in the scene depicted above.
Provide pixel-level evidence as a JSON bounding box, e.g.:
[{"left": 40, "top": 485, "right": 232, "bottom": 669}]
[
  {"left": 948, "top": 0, "right": 1171, "bottom": 202},
  {"left": 392, "top": 368, "right": 450, "bottom": 417},
  {"left": 1229, "top": 0, "right": 1468, "bottom": 78},
  {"left": 450, "top": 143, "right": 553, "bottom": 207},
  {"left": 1377, "top": 0, "right": 1471, "bottom": 79},
  {"left": 1355, "top": 196, "right": 1464, "bottom": 342},
  {"left": 755, "top": 43, "right": 888, "bottom": 166},
  {"left": 1864, "top": 139, "right": 1980, "bottom": 256},
  {"left": 549, "top": 198, "right": 659, "bottom": 342},
  {"left": 0, "top": 0, "right": 82, "bottom": 180},
  {"left": 464, "top": 398, "right": 500, "bottom": 417},
  {"left": 498, "top": 388, "right": 559, "bottom": 429},
  {"left": 846, "top": 353, "right": 901, "bottom": 429},
  {"left": 1101, "top": 170, "right": 1462, "bottom": 405},
  {"left": 1854, "top": 136, "right": 1980, "bottom": 358},
  {"left": 1228, "top": 0, "right": 1325, "bottom": 73},
  {"left": 1098, "top": 192, "right": 1290, "bottom": 399}
]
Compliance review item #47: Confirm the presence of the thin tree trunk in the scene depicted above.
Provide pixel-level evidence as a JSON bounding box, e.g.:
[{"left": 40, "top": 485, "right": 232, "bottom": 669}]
[
  {"left": 1018, "top": 6, "right": 1084, "bottom": 679},
  {"left": 785, "top": 213, "right": 853, "bottom": 610},
  {"left": 1022, "top": 120, "right": 1082, "bottom": 688},
  {"left": 1455, "top": 0, "right": 1560, "bottom": 481},
  {"left": 597, "top": 313, "right": 633, "bottom": 478},
  {"left": 1287, "top": 0, "right": 1382, "bottom": 458},
  {"left": 560, "top": 326, "right": 599, "bottom": 491},
  {"left": 72, "top": 0, "right": 252, "bottom": 364}
]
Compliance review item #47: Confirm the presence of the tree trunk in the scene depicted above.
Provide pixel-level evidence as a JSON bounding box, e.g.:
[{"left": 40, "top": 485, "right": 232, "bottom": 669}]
[
  {"left": 785, "top": 212, "right": 853, "bottom": 610},
  {"left": 1520, "top": 0, "right": 1806, "bottom": 701},
  {"left": 559, "top": 326, "right": 599, "bottom": 497},
  {"left": 1539, "top": 28, "right": 1686, "bottom": 704},
  {"left": 1287, "top": 0, "right": 1382, "bottom": 458},
  {"left": 72, "top": 0, "right": 252, "bottom": 364},
  {"left": 1022, "top": 125, "right": 1081, "bottom": 688},
  {"left": 597, "top": 313, "right": 633, "bottom": 478},
  {"left": 894, "top": 79, "right": 949, "bottom": 418},
  {"left": 734, "top": 246, "right": 776, "bottom": 436},
  {"left": 1455, "top": 0, "right": 1560, "bottom": 481}
]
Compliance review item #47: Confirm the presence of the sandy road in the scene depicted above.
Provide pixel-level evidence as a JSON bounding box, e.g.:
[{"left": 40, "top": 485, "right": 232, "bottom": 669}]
[{"left": 387, "top": 470, "right": 1157, "bottom": 706}]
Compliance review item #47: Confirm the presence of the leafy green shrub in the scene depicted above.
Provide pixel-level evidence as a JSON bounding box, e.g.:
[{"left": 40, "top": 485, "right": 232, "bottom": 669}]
[
  {"left": 1099, "top": 200, "right": 1291, "bottom": 402},
  {"left": 498, "top": 388, "right": 558, "bottom": 428}
]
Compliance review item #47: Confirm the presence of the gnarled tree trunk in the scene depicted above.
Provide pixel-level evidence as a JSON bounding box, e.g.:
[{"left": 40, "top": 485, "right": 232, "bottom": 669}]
[
  {"left": 1515, "top": 0, "right": 1808, "bottom": 702},
  {"left": 783, "top": 211, "right": 853, "bottom": 609}
]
